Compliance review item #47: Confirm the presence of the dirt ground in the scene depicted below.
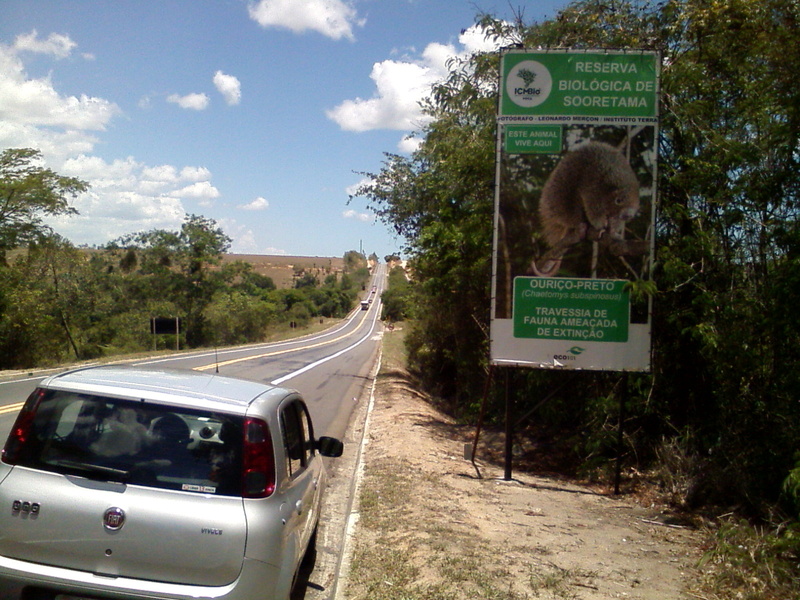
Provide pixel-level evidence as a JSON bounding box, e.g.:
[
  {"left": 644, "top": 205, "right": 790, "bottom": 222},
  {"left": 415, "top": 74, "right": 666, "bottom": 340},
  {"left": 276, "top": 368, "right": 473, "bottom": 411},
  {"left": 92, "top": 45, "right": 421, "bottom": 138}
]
[{"left": 340, "top": 336, "right": 703, "bottom": 599}]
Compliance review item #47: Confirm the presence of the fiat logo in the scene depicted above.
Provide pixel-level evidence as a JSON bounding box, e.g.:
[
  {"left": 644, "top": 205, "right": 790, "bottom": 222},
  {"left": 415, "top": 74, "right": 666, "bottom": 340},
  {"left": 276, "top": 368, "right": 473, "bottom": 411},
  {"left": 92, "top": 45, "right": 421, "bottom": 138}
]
[{"left": 103, "top": 507, "right": 125, "bottom": 531}]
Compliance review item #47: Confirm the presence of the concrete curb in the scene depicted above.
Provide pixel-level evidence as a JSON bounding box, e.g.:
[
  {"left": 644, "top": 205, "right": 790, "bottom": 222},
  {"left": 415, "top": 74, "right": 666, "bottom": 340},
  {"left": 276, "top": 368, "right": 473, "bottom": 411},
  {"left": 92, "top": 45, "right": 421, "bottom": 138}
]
[{"left": 327, "top": 345, "right": 381, "bottom": 599}]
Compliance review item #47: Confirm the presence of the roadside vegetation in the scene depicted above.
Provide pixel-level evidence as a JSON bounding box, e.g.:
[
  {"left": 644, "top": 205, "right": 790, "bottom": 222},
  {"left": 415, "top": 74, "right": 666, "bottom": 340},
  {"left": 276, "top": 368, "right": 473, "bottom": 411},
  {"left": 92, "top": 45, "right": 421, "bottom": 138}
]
[
  {"left": 357, "top": 1, "right": 800, "bottom": 598},
  {"left": 378, "top": 263, "right": 411, "bottom": 324}
]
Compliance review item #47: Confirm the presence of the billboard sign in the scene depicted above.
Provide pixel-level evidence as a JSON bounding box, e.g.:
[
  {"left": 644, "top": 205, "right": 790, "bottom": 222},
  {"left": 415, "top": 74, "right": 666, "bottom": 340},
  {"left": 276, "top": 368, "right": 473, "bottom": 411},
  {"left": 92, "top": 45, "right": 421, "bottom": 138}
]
[
  {"left": 513, "top": 277, "right": 630, "bottom": 343},
  {"left": 500, "top": 52, "right": 657, "bottom": 119},
  {"left": 490, "top": 50, "right": 659, "bottom": 371}
]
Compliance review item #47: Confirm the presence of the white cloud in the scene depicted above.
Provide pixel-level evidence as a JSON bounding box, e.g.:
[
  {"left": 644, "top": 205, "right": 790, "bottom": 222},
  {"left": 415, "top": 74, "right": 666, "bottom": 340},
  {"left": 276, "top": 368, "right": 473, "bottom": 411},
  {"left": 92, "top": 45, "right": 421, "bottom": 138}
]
[
  {"left": 142, "top": 164, "right": 179, "bottom": 184},
  {"left": 345, "top": 177, "right": 372, "bottom": 198},
  {"left": 0, "top": 120, "right": 99, "bottom": 166},
  {"left": 239, "top": 197, "right": 270, "bottom": 211},
  {"left": 167, "top": 92, "right": 210, "bottom": 110},
  {"left": 47, "top": 154, "right": 226, "bottom": 245},
  {"left": 48, "top": 192, "right": 186, "bottom": 246},
  {"left": 139, "top": 164, "right": 212, "bottom": 194},
  {"left": 180, "top": 166, "right": 212, "bottom": 181},
  {"left": 213, "top": 70, "right": 241, "bottom": 106},
  {"left": 47, "top": 155, "right": 189, "bottom": 244},
  {"left": 171, "top": 180, "right": 221, "bottom": 200},
  {"left": 0, "top": 31, "right": 226, "bottom": 248},
  {"left": 458, "top": 25, "right": 503, "bottom": 54},
  {"left": 217, "top": 218, "right": 259, "bottom": 254},
  {"left": 327, "top": 24, "right": 501, "bottom": 134},
  {"left": 398, "top": 134, "right": 422, "bottom": 154},
  {"left": 13, "top": 30, "right": 76, "bottom": 58},
  {"left": 62, "top": 154, "right": 139, "bottom": 183},
  {"left": 326, "top": 58, "right": 439, "bottom": 132},
  {"left": 0, "top": 42, "right": 120, "bottom": 136},
  {"left": 248, "top": 0, "right": 364, "bottom": 41},
  {"left": 0, "top": 32, "right": 115, "bottom": 157},
  {"left": 343, "top": 209, "right": 372, "bottom": 222}
]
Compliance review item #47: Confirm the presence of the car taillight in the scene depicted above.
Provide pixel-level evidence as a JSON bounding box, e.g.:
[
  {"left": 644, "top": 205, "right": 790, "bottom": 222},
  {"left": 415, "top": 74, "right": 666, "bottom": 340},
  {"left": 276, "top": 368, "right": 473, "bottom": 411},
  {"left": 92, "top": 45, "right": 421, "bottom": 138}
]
[
  {"left": 2, "top": 388, "right": 45, "bottom": 465},
  {"left": 242, "top": 417, "right": 275, "bottom": 498}
]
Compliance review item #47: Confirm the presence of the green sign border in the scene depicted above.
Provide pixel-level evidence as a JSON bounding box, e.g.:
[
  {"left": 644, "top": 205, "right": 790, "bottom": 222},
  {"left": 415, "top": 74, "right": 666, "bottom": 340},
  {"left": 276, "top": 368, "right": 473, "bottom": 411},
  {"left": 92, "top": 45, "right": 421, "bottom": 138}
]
[{"left": 500, "top": 51, "right": 658, "bottom": 119}]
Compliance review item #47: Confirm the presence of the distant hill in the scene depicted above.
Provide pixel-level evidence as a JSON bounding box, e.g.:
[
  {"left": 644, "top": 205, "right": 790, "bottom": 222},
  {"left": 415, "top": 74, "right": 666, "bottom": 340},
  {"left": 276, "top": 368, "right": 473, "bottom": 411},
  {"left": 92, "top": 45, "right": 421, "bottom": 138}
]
[
  {"left": 220, "top": 254, "right": 345, "bottom": 289},
  {"left": 7, "top": 249, "right": 346, "bottom": 290}
]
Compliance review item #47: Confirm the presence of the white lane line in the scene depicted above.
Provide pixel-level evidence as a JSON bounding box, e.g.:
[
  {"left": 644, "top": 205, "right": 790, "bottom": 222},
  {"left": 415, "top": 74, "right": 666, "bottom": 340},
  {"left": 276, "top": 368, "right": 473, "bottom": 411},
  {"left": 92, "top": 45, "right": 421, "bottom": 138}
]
[{"left": 270, "top": 303, "right": 381, "bottom": 386}]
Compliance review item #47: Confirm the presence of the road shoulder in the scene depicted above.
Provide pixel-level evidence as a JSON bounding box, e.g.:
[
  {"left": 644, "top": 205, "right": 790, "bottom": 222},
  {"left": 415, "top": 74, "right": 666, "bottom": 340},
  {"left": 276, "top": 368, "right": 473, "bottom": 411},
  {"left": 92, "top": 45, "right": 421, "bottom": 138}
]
[{"left": 339, "top": 337, "right": 702, "bottom": 599}]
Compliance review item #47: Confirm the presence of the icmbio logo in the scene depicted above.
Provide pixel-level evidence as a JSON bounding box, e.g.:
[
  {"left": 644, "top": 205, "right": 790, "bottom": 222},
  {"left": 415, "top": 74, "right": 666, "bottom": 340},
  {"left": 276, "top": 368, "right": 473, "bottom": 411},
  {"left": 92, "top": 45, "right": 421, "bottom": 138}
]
[{"left": 507, "top": 60, "right": 552, "bottom": 108}]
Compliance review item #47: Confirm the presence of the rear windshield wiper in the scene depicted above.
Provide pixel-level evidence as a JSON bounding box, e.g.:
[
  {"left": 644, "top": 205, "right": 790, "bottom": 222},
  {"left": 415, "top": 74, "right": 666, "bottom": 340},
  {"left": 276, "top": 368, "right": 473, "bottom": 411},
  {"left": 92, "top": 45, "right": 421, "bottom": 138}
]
[{"left": 51, "top": 460, "right": 130, "bottom": 483}]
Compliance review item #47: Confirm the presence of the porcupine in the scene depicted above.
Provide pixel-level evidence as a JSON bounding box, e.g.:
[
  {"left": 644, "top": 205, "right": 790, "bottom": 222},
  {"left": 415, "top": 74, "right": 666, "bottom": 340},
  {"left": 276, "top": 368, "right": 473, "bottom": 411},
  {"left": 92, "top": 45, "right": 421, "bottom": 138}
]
[{"left": 531, "top": 141, "right": 642, "bottom": 276}]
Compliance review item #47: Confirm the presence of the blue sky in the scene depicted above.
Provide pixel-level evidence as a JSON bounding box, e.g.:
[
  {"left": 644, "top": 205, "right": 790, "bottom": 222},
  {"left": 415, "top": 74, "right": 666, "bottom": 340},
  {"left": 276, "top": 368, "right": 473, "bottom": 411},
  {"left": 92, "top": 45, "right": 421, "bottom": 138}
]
[{"left": 1, "top": 0, "right": 569, "bottom": 258}]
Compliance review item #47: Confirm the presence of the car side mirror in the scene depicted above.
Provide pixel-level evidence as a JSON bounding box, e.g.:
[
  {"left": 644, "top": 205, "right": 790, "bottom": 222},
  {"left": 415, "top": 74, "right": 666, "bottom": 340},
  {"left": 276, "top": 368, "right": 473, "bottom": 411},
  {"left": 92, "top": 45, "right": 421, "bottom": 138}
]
[{"left": 316, "top": 436, "right": 343, "bottom": 457}]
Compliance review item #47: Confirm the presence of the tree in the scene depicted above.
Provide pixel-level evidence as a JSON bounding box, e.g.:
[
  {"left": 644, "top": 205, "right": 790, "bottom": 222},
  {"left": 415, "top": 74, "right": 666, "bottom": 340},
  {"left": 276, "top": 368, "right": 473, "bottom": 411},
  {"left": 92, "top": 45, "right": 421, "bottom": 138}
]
[
  {"left": 0, "top": 148, "right": 86, "bottom": 261},
  {"left": 343, "top": 250, "right": 366, "bottom": 272},
  {"left": 110, "top": 214, "right": 232, "bottom": 346},
  {"left": 294, "top": 273, "right": 319, "bottom": 289},
  {"left": 203, "top": 289, "right": 277, "bottom": 346},
  {"left": 0, "top": 233, "right": 114, "bottom": 365},
  {"left": 380, "top": 265, "right": 411, "bottom": 322},
  {"left": 650, "top": 0, "right": 800, "bottom": 510}
]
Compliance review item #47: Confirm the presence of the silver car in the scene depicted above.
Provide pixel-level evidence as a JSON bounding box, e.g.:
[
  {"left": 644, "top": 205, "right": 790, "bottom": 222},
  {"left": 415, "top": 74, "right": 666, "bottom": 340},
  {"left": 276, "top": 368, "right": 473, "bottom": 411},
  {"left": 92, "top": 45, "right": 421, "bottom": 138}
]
[{"left": 0, "top": 366, "right": 343, "bottom": 600}]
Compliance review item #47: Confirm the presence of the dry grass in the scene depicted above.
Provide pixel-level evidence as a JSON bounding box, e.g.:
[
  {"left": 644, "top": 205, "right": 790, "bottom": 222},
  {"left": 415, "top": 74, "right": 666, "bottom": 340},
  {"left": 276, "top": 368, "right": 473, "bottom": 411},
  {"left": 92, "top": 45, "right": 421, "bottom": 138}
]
[{"left": 218, "top": 254, "right": 344, "bottom": 288}]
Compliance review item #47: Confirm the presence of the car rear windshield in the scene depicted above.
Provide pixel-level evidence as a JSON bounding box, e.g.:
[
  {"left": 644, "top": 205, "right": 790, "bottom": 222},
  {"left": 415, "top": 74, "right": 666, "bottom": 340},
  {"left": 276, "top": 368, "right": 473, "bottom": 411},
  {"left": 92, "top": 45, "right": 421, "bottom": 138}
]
[{"left": 6, "top": 389, "right": 245, "bottom": 496}]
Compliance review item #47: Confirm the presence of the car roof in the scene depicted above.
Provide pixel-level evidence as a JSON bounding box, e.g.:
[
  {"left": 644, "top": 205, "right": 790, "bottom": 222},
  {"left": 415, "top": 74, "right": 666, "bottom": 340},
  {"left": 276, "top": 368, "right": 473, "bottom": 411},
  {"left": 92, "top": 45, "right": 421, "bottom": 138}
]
[{"left": 38, "top": 365, "right": 291, "bottom": 413}]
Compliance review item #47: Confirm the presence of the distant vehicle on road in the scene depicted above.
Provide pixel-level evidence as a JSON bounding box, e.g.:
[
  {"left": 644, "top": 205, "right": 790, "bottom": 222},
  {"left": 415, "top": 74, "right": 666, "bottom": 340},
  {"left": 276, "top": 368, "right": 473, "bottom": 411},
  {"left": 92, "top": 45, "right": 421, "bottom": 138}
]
[
  {"left": 0, "top": 365, "right": 343, "bottom": 600},
  {"left": 360, "top": 300, "right": 369, "bottom": 310}
]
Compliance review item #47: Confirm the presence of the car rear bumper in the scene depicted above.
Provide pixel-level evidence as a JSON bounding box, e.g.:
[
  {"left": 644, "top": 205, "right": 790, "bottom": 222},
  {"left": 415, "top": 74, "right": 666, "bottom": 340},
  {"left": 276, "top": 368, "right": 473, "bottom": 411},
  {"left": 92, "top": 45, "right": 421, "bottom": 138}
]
[{"left": 0, "top": 554, "right": 280, "bottom": 600}]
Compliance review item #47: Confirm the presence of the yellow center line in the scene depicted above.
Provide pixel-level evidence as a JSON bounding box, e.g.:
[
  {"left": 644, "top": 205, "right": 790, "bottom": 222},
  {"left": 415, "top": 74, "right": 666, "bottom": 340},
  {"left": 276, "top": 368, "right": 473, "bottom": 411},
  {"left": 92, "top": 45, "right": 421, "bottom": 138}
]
[
  {"left": 0, "top": 402, "right": 24, "bottom": 415},
  {"left": 194, "top": 309, "right": 373, "bottom": 372}
]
